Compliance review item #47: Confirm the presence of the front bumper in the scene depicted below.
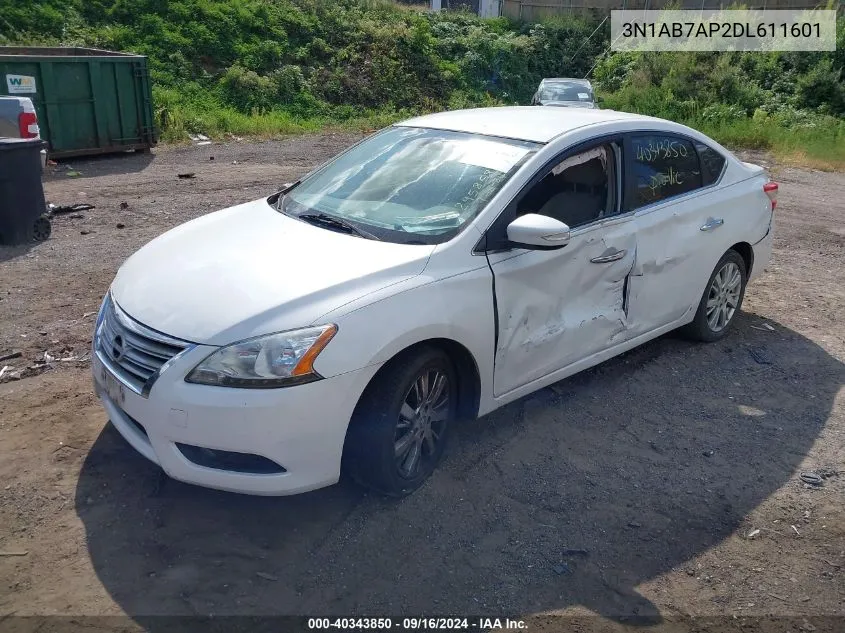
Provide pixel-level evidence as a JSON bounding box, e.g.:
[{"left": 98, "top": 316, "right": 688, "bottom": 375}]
[{"left": 92, "top": 346, "right": 379, "bottom": 495}]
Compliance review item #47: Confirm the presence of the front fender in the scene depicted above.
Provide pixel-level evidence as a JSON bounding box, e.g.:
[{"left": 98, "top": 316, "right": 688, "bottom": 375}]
[{"left": 312, "top": 266, "right": 495, "bottom": 398}]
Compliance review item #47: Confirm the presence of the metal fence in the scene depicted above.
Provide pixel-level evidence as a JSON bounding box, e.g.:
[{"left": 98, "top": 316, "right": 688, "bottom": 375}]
[{"left": 502, "top": 0, "right": 828, "bottom": 20}]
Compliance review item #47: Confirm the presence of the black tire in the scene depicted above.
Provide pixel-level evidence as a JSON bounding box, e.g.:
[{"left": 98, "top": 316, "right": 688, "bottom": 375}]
[
  {"left": 32, "top": 215, "right": 52, "bottom": 242},
  {"left": 682, "top": 249, "right": 747, "bottom": 342},
  {"left": 343, "top": 347, "right": 457, "bottom": 497}
]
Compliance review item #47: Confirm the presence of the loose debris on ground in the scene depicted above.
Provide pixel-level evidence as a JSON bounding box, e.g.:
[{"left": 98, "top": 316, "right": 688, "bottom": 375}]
[{"left": 0, "top": 140, "right": 842, "bottom": 627}]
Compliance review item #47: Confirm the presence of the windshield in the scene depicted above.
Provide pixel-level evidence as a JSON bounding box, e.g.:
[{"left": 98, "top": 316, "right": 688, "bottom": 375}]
[
  {"left": 279, "top": 126, "right": 538, "bottom": 244},
  {"left": 538, "top": 84, "right": 593, "bottom": 103}
]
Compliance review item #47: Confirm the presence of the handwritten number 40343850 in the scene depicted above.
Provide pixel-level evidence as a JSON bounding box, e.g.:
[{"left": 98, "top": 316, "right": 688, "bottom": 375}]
[{"left": 636, "top": 139, "right": 688, "bottom": 163}]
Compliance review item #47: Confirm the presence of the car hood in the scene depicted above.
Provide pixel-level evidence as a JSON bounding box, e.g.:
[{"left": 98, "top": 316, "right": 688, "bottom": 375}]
[{"left": 111, "top": 198, "right": 435, "bottom": 345}]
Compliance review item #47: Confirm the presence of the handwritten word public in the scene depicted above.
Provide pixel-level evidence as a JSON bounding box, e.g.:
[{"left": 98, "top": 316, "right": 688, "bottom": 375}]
[{"left": 647, "top": 166, "right": 685, "bottom": 194}]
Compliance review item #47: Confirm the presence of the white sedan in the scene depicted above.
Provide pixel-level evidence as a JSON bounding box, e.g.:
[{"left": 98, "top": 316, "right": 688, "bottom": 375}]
[{"left": 92, "top": 107, "right": 777, "bottom": 497}]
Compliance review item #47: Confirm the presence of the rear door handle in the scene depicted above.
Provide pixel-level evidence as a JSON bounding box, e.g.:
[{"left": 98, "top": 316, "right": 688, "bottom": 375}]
[
  {"left": 700, "top": 217, "right": 725, "bottom": 231},
  {"left": 590, "top": 249, "right": 626, "bottom": 264}
]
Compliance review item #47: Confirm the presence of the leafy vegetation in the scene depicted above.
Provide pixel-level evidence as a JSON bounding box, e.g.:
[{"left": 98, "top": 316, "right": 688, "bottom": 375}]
[
  {"left": 2, "top": 0, "right": 843, "bottom": 164},
  {"left": 593, "top": 25, "right": 845, "bottom": 167},
  {"left": 0, "top": 0, "right": 607, "bottom": 138}
]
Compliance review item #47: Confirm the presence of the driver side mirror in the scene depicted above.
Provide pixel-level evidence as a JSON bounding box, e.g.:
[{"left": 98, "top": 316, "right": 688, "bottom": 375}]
[{"left": 506, "top": 214, "right": 571, "bottom": 250}]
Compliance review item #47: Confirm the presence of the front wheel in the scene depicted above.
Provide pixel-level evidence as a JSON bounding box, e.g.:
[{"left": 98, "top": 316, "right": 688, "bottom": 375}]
[
  {"left": 682, "top": 249, "right": 747, "bottom": 342},
  {"left": 343, "top": 347, "right": 457, "bottom": 497}
]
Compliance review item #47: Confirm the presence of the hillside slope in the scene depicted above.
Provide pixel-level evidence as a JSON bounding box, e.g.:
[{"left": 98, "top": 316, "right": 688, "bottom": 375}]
[{"left": 2, "top": 0, "right": 843, "bottom": 162}]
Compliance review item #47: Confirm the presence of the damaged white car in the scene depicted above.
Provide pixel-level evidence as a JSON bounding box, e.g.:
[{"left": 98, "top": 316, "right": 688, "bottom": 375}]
[{"left": 93, "top": 107, "right": 777, "bottom": 497}]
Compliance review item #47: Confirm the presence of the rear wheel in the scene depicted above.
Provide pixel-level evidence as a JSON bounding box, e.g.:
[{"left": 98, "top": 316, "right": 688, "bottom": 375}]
[
  {"left": 682, "top": 249, "right": 747, "bottom": 342},
  {"left": 344, "top": 347, "right": 457, "bottom": 497}
]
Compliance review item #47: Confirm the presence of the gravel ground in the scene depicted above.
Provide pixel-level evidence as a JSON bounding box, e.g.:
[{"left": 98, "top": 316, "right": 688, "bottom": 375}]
[{"left": 0, "top": 135, "right": 843, "bottom": 631}]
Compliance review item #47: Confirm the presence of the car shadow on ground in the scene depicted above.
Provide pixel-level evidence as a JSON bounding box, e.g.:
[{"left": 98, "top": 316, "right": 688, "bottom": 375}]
[
  {"left": 43, "top": 149, "right": 155, "bottom": 180},
  {"left": 75, "top": 313, "right": 843, "bottom": 626}
]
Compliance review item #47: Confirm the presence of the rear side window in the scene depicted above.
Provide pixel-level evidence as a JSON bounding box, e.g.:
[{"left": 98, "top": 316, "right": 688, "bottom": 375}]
[
  {"left": 695, "top": 141, "right": 727, "bottom": 186},
  {"left": 629, "top": 135, "right": 702, "bottom": 208}
]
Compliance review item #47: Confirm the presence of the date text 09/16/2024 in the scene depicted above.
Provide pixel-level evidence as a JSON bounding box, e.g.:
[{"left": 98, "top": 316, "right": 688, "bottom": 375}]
[{"left": 307, "top": 618, "right": 528, "bottom": 630}]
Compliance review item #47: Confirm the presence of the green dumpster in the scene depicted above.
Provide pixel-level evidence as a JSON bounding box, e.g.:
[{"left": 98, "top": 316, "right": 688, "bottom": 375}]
[{"left": 0, "top": 47, "right": 157, "bottom": 159}]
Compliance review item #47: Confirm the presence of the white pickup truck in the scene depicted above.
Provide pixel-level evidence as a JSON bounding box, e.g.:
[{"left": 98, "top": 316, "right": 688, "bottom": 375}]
[{"left": 0, "top": 95, "right": 47, "bottom": 168}]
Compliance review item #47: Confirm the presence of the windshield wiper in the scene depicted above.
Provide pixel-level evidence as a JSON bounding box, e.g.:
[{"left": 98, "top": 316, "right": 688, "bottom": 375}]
[{"left": 296, "top": 212, "right": 381, "bottom": 241}]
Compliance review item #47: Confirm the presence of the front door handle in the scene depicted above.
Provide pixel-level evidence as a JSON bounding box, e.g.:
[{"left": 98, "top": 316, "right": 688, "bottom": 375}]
[
  {"left": 590, "top": 249, "right": 627, "bottom": 264},
  {"left": 700, "top": 217, "right": 725, "bottom": 231}
]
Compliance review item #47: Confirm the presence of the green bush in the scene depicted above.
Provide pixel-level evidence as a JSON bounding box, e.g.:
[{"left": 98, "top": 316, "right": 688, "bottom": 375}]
[
  {"left": 219, "top": 64, "right": 277, "bottom": 112},
  {"left": 794, "top": 58, "right": 845, "bottom": 115},
  {"left": 4, "top": 0, "right": 843, "bottom": 166}
]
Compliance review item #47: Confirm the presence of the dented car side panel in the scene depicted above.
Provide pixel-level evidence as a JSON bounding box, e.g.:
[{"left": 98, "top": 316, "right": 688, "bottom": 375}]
[
  {"left": 488, "top": 216, "right": 636, "bottom": 397},
  {"left": 470, "top": 119, "right": 772, "bottom": 407},
  {"left": 628, "top": 174, "right": 773, "bottom": 333}
]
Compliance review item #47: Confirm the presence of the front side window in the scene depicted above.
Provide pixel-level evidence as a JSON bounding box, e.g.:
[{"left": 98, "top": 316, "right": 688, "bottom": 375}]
[
  {"left": 279, "top": 126, "right": 538, "bottom": 244},
  {"left": 517, "top": 143, "right": 617, "bottom": 229},
  {"left": 630, "top": 135, "right": 702, "bottom": 208}
]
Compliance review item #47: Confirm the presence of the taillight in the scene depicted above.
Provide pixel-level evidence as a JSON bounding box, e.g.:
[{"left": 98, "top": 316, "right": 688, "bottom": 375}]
[
  {"left": 18, "top": 112, "right": 39, "bottom": 138},
  {"left": 763, "top": 181, "right": 778, "bottom": 210}
]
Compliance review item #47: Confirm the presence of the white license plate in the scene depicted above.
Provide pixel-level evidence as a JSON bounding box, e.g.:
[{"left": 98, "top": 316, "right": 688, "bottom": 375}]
[{"left": 99, "top": 365, "right": 126, "bottom": 405}]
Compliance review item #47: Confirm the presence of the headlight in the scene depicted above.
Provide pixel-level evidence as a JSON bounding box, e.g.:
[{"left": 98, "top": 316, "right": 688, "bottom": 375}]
[
  {"left": 95, "top": 293, "right": 110, "bottom": 329},
  {"left": 185, "top": 324, "right": 337, "bottom": 388},
  {"left": 93, "top": 293, "right": 111, "bottom": 348}
]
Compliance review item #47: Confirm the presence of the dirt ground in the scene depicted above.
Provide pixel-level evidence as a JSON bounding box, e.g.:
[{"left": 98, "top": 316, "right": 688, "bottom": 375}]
[{"left": 0, "top": 135, "right": 843, "bottom": 632}]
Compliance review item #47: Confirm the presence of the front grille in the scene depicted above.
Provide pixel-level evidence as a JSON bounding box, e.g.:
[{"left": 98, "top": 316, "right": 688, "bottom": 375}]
[{"left": 96, "top": 296, "right": 188, "bottom": 395}]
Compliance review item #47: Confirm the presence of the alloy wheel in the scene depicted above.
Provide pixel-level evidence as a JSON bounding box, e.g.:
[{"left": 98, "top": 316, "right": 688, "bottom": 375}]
[
  {"left": 394, "top": 368, "right": 450, "bottom": 479},
  {"left": 706, "top": 261, "right": 742, "bottom": 332}
]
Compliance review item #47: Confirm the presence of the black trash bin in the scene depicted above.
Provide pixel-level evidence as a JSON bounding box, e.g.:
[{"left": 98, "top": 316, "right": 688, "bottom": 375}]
[{"left": 0, "top": 137, "right": 50, "bottom": 245}]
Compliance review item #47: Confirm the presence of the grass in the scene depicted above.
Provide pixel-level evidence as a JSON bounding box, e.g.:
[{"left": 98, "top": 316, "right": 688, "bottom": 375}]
[
  {"left": 154, "top": 89, "right": 415, "bottom": 143},
  {"left": 598, "top": 90, "right": 845, "bottom": 170},
  {"left": 157, "top": 104, "right": 416, "bottom": 143},
  {"left": 772, "top": 151, "right": 845, "bottom": 172},
  {"left": 694, "top": 118, "right": 845, "bottom": 171},
  {"left": 155, "top": 94, "right": 845, "bottom": 171}
]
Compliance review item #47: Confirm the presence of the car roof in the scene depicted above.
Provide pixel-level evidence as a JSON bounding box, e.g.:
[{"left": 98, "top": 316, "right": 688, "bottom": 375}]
[
  {"left": 541, "top": 78, "right": 592, "bottom": 86},
  {"left": 398, "top": 106, "right": 658, "bottom": 144}
]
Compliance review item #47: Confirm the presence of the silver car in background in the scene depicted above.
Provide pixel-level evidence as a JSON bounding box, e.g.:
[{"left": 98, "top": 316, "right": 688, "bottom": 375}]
[{"left": 531, "top": 78, "right": 597, "bottom": 109}]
